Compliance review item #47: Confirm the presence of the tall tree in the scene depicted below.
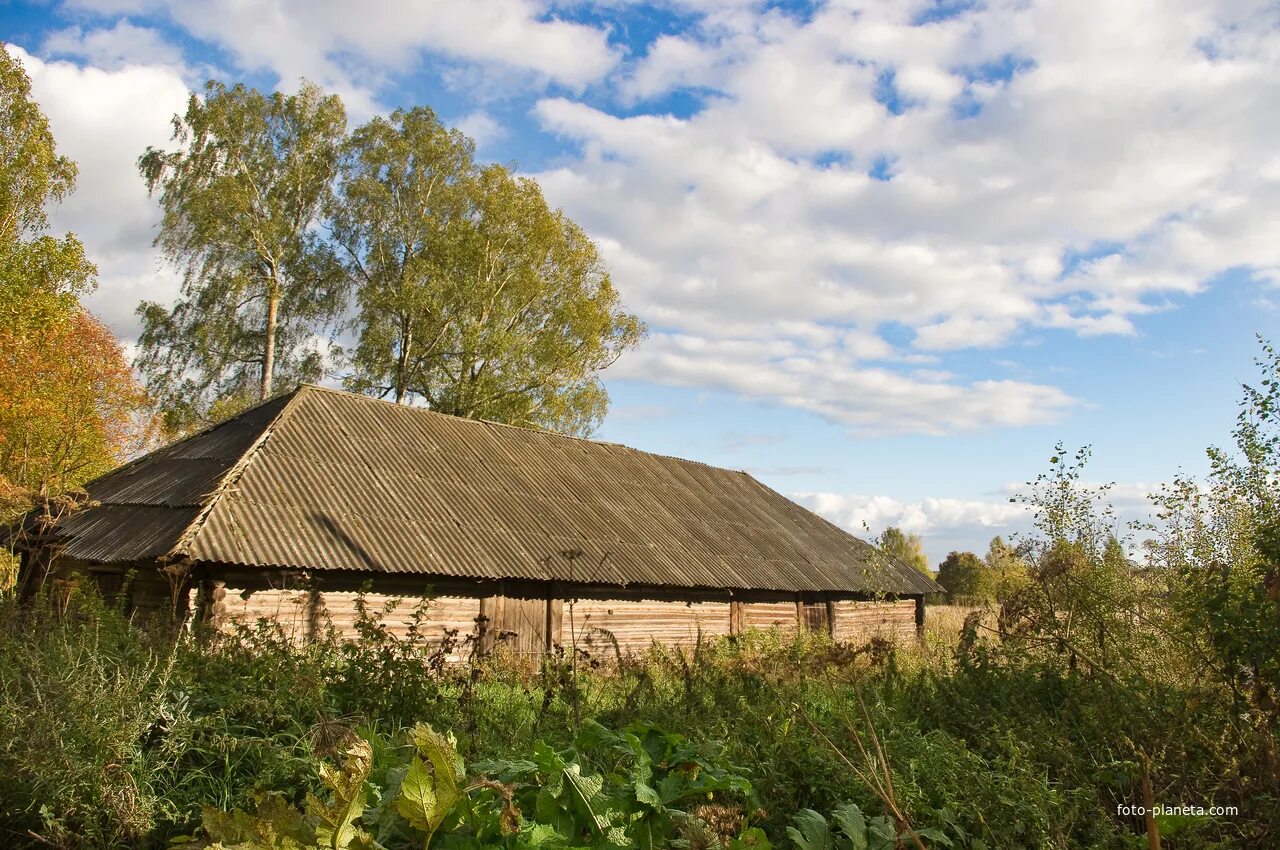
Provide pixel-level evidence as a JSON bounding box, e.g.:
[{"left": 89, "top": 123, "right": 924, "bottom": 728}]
[
  {"left": 0, "top": 45, "right": 94, "bottom": 304},
  {"left": 875, "top": 526, "right": 932, "bottom": 576},
  {"left": 334, "top": 112, "right": 645, "bottom": 435},
  {"left": 135, "top": 79, "right": 347, "bottom": 431},
  {"left": 1155, "top": 338, "right": 1280, "bottom": 761},
  {"left": 0, "top": 46, "right": 75, "bottom": 245},
  {"left": 0, "top": 298, "right": 149, "bottom": 505},
  {"left": 981, "top": 534, "right": 1029, "bottom": 598},
  {"left": 936, "top": 550, "right": 986, "bottom": 600},
  {"left": 329, "top": 107, "right": 475, "bottom": 404},
  {"left": 0, "top": 48, "right": 150, "bottom": 522}
]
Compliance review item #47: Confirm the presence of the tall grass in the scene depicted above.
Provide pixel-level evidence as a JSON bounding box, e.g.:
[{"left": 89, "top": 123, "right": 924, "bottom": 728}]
[{"left": 0, "top": 585, "right": 1274, "bottom": 849}]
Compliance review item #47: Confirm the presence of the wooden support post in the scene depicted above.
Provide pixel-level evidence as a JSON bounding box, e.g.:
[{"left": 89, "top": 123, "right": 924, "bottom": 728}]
[
  {"left": 825, "top": 599, "right": 836, "bottom": 638},
  {"left": 729, "top": 599, "right": 744, "bottom": 636},
  {"left": 194, "top": 578, "right": 227, "bottom": 629},
  {"left": 545, "top": 584, "right": 564, "bottom": 652},
  {"left": 478, "top": 594, "right": 500, "bottom": 656},
  {"left": 305, "top": 587, "right": 325, "bottom": 643},
  {"left": 795, "top": 598, "right": 804, "bottom": 629},
  {"left": 914, "top": 594, "right": 926, "bottom": 640},
  {"left": 15, "top": 548, "right": 49, "bottom": 601}
]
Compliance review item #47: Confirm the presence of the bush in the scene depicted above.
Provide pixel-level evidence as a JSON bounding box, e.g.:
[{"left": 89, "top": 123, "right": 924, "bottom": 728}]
[{"left": 0, "top": 577, "right": 1275, "bottom": 848}]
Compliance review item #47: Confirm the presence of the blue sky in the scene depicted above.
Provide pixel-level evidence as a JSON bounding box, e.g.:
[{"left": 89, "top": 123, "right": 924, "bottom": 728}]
[{"left": 4, "top": 0, "right": 1277, "bottom": 564}]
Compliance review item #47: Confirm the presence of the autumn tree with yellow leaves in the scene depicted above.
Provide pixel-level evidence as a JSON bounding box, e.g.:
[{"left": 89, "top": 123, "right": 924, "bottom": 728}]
[{"left": 0, "top": 47, "right": 150, "bottom": 530}]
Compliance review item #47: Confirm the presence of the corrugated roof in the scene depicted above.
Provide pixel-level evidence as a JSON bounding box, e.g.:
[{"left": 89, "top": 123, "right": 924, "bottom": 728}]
[{"left": 48, "top": 385, "right": 940, "bottom": 596}]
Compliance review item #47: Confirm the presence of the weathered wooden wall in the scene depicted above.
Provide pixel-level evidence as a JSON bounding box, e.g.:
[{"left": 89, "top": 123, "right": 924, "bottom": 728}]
[
  {"left": 196, "top": 586, "right": 922, "bottom": 651},
  {"left": 59, "top": 560, "right": 925, "bottom": 653},
  {"left": 215, "top": 587, "right": 481, "bottom": 659},
  {"left": 320, "top": 592, "right": 479, "bottom": 644},
  {"left": 220, "top": 587, "right": 311, "bottom": 640},
  {"left": 743, "top": 601, "right": 801, "bottom": 634},
  {"left": 565, "top": 598, "right": 732, "bottom": 655},
  {"left": 832, "top": 599, "right": 917, "bottom": 643}
]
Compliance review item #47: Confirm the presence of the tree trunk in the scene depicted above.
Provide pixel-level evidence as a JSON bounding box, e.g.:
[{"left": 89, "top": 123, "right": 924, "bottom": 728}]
[
  {"left": 395, "top": 316, "right": 411, "bottom": 404},
  {"left": 261, "top": 285, "right": 279, "bottom": 400}
]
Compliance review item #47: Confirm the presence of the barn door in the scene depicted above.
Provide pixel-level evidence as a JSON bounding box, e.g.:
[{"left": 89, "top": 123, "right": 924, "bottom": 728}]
[
  {"left": 802, "top": 601, "right": 829, "bottom": 633},
  {"left": 497, "top": 594, "right": 548, "bottom": 655}
]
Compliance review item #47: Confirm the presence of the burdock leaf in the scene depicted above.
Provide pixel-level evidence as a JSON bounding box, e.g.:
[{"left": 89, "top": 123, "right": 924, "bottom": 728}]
[{"left": 395, "top": 723, "right": 466, "bottom": 849}]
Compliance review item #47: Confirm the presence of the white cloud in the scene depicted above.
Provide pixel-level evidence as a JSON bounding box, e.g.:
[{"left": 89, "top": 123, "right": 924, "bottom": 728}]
[
  {"left": 9, "top": 45, "right": 190, "bottom": 336},
  {"left": 17, "top": 0, "right": 1280, "bottom": 439},
  {"left": 796, "top": 491, "right": 1031, "bottom": 537},
  {"left": 531, "top": 0, "right": 1280, "bottom": 433},
  {"left": 42, "top": 20, "right": 187, "bottom": 73},
  {"left": 63, "top": 0, "right": 619, "bottom": 111},
  {"left": 796, "top": 478, "right": 1163, "bottom": 564},
  {"left": 610, "top": 331, "right": 1074, "bottom": 434},
  {"left": 454, "top": 110, "right": 507, "bottom": 150},
  {"left": 794, "top": 489, "right": 1033, "bottom": 564}
]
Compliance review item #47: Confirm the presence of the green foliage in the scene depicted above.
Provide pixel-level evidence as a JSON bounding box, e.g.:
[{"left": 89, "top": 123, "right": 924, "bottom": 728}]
[
  {"left": 979, "top": 536, "right": 1030, "bottom": 601},
  {"left": 136, "top": 79, "right": 348, "bottom": 428},
  {"left": 995, "top": 444, "right": 1156, "bottom": 679},
  {"left": 332, "top": 107, "right": 645, "bottom": 435},
  {"left": 933, "top": 552, "right": 985, "bottom": 601},
  {"left": 1151, "top": 336, "right": 1280, "bottom": 782},
  {"left": 932, "top": 541, "right": 1030, "bottom": 604},
  {"left": 198, "top": 741, "right": 376, "bottom": 850},
  {"left": 874, "top": 527, "right": 931, "bottom": 578},
  {"left": 328, "top": 107, "right": 476, "bottom": 406},
  {"left": 1, "top": 581, "right": 1277, "bottom": 849},
  {"left": 189, "top": 717, "right": 757, "bottom": 850},
  {"left": 786, "top": 806, "right": 904, "bottom": 850},
  {"left": 12, "top": 339, "right": 1280, "bottom": 850},
  {"left": 0, "top": 47, "right": 77, "bottom": 243},
  {"left": 395, "top": 725, "right": 465, "bottom": 848},
  {"left": 0, "top": 587, "right": 173, "bottom": 847}
]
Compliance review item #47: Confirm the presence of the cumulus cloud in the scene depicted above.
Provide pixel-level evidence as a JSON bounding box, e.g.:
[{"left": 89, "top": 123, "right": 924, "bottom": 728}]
[
  {"left": 796, "top": 490, "right": 1031, "bottom": 537},
  {"left": 9, "top": 45, "right": 190, "bottom": 337},
  {"left": 42, "top": 20, "right": 187, "bottom": 73},
  {"left": 794, "top": 489, "right": 1033, "bottom": 563},
  {"left": 16, "top": 0, "right": 1280, "bottom": 437},
  {"left": 454, "top": 110, "right": 507, "bottom": 151},
  {"left": 532, "top": 0, "right": 1280, "bottom": 433},
  {"left": 609, "top": 331, "right": 1074, "bottom": 434},
  {"left": 62, "top": 0, "right": 619, "bottom": 113},
  {"left": 796, "top": 478, "right": 1163, "bottom": 563}
]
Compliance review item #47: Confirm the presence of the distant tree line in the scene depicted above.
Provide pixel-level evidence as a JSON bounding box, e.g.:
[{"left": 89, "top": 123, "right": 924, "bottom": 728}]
[{"left": 874, "top": 525, "right": 1036, "bottom": 603}]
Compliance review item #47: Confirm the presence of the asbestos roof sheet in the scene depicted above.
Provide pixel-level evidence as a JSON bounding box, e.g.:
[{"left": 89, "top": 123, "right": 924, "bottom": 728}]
[{"left": 47, "top": 384, "right": 940, "bottom": 596}]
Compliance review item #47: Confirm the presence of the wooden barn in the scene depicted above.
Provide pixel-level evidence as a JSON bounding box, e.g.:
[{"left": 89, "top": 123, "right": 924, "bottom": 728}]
[{"left": 16, "top": 385, "right": 940, "bottom": 655}]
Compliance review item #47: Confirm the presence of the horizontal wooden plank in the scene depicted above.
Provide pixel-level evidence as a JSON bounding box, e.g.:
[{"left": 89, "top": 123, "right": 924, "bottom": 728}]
[
  {"left": 220, "top": 588, "right": 310, "bottom": 640},
  {"left": 832, "top": 599, "right": 916, "bottom": 643},
  {"left": 744, "top": 601, "right": 799, "bottom": 634},
  {"left": 319, "top": 592, "right": 480, "bottom": 642},
  {"left": 566, "top": 599, "right": 731, "bottom": 656}
]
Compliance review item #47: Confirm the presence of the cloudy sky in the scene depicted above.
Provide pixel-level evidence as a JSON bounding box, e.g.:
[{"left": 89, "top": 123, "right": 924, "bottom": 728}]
[{"left": 4, "top": 0, "right": 1277, "bottom": 564}]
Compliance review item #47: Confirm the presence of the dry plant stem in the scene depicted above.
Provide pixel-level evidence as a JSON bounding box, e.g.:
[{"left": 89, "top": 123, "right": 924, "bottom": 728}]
[
  {"left": 796, "top": 678, "right": 929, "bottom": 850},
  {"left": 1140, "top": 753, "right": 1161, "bottom": 850}
]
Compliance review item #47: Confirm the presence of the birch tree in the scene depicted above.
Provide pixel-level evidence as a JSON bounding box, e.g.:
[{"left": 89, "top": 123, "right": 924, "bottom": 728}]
[
  {"left": 329, "top": 107, "right": 475, "bottom": 404},
  {"left": 135, "top": 79, "right": 347, "bottom": 431},
  {"left": 335, "top": 114, "right": 644, "bottom": 436}
]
